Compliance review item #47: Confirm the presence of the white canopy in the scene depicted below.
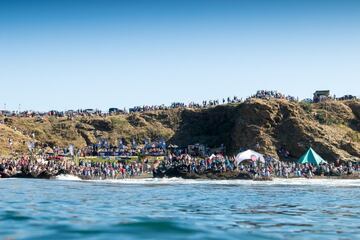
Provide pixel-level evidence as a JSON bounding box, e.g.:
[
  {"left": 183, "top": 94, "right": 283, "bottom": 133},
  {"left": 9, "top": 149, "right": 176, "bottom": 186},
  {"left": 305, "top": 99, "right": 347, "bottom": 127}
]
[
  {"left": 235, "top": 149, "right": 265, "bottom": 165},
  {"left": 209, "top": 154, "right": 216, "bottom": 160},
  {"left": 209, "top": 154, "right": 224, "bottom": 161}
]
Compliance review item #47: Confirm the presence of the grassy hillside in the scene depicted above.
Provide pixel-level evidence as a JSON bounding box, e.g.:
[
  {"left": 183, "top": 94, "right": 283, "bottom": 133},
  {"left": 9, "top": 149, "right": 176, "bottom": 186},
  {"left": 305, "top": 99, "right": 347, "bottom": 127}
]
[{"left": 1, "top": 99, "right": 359, "bottom": 161}]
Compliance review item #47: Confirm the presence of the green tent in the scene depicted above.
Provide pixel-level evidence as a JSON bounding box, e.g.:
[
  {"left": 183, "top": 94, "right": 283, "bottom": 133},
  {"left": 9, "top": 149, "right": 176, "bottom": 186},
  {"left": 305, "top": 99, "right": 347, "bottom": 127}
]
[{"left": 298, "top": 148, "right": 327, "bottom": 165}]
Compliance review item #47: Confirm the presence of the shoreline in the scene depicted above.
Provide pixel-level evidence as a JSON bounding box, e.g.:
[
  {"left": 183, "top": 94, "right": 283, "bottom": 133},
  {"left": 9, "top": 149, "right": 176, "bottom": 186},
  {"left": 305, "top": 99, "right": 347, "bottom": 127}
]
[
  {"left": 2, "top": 173, "right": 359, "bottom": 181},
  {"left": 59, "top": 175, "right": 360, "bottom": 181}
]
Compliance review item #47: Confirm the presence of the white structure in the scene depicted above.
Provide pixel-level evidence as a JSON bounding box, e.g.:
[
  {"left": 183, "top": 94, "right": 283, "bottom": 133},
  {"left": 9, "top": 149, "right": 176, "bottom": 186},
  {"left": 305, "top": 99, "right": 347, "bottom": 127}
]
[{"left": 235, "top": 149, "right": 265, "bottom": 165}]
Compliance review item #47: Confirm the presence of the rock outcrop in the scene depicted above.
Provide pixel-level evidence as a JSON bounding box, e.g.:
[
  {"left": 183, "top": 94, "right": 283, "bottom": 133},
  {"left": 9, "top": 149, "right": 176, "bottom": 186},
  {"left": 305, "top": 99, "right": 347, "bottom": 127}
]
[{"left": 1, "top": 99, "right": 359, "bottom": 161}]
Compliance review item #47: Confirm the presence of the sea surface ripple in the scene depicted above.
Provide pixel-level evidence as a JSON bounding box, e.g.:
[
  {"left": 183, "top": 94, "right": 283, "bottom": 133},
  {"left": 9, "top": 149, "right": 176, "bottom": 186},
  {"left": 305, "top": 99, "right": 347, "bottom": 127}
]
[{"left": 1, "top": 177, "right": 359, "bottom": 240}]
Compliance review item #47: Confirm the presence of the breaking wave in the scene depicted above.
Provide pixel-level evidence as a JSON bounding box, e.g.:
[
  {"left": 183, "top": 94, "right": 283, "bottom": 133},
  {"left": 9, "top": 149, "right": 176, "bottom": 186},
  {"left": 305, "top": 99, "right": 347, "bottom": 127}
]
[
  {"left": 54, "top": 175, "right": 360, "bottom": 187},
  {"left": 55, "top": 174, "right": 82, "bottom": 181}
]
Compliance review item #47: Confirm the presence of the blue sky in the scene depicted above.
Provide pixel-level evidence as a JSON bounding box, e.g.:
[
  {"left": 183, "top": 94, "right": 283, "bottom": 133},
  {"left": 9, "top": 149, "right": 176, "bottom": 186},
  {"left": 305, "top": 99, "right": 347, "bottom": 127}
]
[{"left": 0, "top": 0, "right": 359, "bottom": 111}]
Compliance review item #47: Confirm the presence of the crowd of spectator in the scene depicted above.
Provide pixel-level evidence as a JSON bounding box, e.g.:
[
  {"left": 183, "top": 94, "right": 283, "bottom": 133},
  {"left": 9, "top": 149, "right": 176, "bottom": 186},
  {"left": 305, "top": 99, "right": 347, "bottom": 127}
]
[
  {"left": 272, "top": 160, "right": 359, "bottom": 178},
  {"left": 157, "top": 153, "right": 360, "bottom": 179},
  {"left": 1, "top": 90, "right": 358, "bottom": 117},
  {"left": 0, "top": 156, "right": 153, "bottom": 179},
  {"left": 76, "top": 139, "right": 167, "bottom": 158},
  {"left": 250, "top": 90, "right": 298, "bottom": 101},
  {"left": 336, "top": 95, "right": 357, "bottom": 101},
  {"left": 128, "top": 97, "right": 242, "bottom": 113},
  {"left": 1, "top": 148, "right": 359, "bottom": 180},
  {"left": 73, "top": 160, "right": 151, "bottom": 179},
  {"left": 0, "top": 156, "right": 69, "bottom": 178}
]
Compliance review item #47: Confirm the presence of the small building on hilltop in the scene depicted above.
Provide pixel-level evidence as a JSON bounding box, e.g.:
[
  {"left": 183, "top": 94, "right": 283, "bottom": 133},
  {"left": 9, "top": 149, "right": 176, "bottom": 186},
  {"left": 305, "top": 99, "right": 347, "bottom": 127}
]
[{"left": 313, "top": 90, "right": 330, "bottom": 103}]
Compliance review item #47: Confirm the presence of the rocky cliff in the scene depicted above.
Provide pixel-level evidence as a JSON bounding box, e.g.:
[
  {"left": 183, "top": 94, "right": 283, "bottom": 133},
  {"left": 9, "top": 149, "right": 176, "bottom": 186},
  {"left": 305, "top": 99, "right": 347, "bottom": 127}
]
[{"left": 1, "top": 99, "right": 359, "bottom": 161}]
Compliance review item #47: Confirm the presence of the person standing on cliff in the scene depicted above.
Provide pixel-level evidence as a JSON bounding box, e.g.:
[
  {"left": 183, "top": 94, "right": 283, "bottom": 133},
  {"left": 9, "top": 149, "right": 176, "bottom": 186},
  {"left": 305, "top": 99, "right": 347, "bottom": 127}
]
[{"left": 8, "top": 138, "right": 13, "bottom": 150}]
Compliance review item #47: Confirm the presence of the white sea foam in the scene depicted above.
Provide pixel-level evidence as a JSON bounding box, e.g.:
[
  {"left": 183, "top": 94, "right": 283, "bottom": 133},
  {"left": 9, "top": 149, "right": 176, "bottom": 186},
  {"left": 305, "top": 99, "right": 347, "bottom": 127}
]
[
  {"left": 85, "top": 177, "right": 360, "bottom": 187},
  {"left": 52, "top": 174, "right": 360, "bottom": 187},
  {"left": 55, "top": 174, "right": 82, "bottom": 181}
]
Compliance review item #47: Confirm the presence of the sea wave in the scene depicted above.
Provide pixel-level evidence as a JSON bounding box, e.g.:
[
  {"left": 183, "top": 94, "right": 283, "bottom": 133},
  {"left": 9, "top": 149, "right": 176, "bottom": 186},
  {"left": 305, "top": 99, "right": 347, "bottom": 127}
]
[
  {"left": 2, "top": 175, "right": 360, "bottom": 240},
  {"left": 55, "top": 174, "right": 82, "bottom": 181},
  {"left": 82, "top": 177, "right": 360, "bottom": 187},
  {"left": 4, "top": 175, "right": 358, "bottom": 187}
]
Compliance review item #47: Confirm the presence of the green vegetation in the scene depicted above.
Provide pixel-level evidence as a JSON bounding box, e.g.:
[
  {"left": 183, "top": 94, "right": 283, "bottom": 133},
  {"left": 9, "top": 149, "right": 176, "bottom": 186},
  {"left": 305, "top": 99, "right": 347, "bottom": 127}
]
[
  {"left": 299, "top": 101, "right": 313, "bottom": 114},
  {"left": 315, "top": 110, "right": 341, "bottom": 125}
]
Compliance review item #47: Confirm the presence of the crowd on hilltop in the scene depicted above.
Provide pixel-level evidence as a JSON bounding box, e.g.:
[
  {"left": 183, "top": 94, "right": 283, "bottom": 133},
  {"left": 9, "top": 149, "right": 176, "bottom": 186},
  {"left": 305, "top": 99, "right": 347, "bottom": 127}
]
[
  {"left": 1, "top": 90, "right": 357, "bottom": 117},
  {"left": 0, "top": 109, "right": 108, "bottom": 118},
  {"left": 124, "top": 91, "right": 303, "bottom": 114},
  {"left": 128, "top": 97, "right": 242, "bottom": 113},
  {"left": 336, "top": 95, "right": 357, "bottom": 101},
  {"left": 250, "top": 90, "right": 298, "bottom": 102}
]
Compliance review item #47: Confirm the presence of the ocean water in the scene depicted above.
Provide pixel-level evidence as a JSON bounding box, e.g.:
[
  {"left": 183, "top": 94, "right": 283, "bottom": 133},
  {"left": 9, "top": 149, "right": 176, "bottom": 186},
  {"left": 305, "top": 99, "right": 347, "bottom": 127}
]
[{"left": 0, "top": 177, "right": 359, "bottom": 240}]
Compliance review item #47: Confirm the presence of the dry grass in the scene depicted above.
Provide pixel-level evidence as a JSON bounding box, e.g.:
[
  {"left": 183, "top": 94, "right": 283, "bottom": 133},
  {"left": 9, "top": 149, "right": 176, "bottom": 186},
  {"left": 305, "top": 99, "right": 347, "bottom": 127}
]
[{"left": 1, "top": 100, "right": 359, "bottom": 161}]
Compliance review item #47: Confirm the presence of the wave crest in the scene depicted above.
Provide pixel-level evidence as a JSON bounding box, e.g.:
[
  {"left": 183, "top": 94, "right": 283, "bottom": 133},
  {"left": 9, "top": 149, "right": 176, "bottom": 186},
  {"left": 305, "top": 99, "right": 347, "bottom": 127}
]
[
  {"left": 55, "top": 174, "right": 82, "bottom": 181},
  {"left": 53, "top": 175, "right": 360, "bottom": 187}
]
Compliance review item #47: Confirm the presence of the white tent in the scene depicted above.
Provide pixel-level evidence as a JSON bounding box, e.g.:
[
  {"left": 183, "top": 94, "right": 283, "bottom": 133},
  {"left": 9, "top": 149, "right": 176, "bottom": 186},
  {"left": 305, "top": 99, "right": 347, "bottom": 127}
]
[
  {"left": 209, "top": 154, "right": 224, "bottom": 161},
  {"left": 209, "top": 154, "right": 216, "bottom": 160},
  {"left": 235, "top": 149, "right": 265, "bottom": 165}
]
